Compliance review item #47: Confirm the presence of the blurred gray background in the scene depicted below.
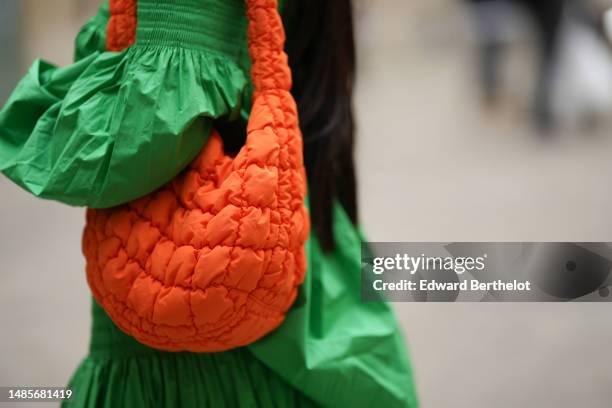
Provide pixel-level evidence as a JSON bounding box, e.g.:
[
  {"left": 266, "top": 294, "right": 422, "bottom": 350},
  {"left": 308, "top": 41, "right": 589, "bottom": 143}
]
[{"left": 2, "top": 0, "right": 612, "bottom": 407}]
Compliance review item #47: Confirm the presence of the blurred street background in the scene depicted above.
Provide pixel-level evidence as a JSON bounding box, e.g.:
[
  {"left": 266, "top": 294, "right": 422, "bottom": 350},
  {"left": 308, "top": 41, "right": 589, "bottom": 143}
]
[{"left": 2, "top": 0, "right": 612, "bottom": 407}]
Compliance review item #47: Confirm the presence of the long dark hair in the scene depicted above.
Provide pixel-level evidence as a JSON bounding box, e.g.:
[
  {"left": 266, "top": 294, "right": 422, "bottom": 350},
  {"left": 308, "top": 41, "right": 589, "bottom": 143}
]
[{"left": 282, "top": 0, "right": 357, "bottom": 251}]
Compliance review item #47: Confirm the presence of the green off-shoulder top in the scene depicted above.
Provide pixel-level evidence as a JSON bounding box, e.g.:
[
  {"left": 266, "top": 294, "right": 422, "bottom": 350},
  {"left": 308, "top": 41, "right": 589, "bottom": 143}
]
[{"left": 0, "top": 1, "right": 418, "bottom": 407}]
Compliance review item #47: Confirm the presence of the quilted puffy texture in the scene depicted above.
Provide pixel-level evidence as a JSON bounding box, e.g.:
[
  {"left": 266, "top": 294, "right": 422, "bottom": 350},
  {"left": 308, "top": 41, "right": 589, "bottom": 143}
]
[
  {"left": 106, "top": 0, "right": 136, "bottom": 51},
  {"left": 83, "top": 0, "right": 310, "bottom": 352}
]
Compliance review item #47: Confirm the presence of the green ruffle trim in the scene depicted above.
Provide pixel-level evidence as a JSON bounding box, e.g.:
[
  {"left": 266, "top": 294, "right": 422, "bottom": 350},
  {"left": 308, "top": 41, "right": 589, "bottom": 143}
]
[
  {"left": 64, "top": 350, "right": 316, "bottom": 408},
  {"left": 74, "top": 0, "right": 109, "bottom": 61},
  {"left": 0, "top": 43, "right": 247, "bottom": 207}
]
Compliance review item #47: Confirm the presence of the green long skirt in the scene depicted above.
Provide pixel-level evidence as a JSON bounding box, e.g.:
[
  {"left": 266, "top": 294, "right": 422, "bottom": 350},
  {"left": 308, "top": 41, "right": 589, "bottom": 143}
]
[{"left": 64, "top": 301, "right": 317, "bottom": 407}]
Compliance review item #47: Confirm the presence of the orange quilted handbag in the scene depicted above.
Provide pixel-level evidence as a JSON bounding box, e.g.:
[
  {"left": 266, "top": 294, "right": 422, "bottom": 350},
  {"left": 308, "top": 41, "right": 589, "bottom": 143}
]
[{"left": 83, "top": 0, "right": 310, "bottom": 352}]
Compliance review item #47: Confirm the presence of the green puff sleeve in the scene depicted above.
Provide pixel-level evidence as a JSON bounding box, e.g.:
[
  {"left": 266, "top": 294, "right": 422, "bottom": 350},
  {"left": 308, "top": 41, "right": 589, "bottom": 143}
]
[{"left": 0, "top": 0, "right": 249, "bottom": 208}]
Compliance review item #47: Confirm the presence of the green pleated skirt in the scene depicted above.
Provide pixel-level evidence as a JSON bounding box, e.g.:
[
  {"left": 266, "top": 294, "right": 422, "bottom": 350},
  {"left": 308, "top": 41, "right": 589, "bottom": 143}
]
[{"left": 64, "top": 301, "right": 316, "bottom": 408}]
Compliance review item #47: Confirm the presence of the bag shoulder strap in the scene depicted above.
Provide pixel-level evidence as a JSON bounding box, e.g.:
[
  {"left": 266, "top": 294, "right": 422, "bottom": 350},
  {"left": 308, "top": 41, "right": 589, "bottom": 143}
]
[
  {"left": 246, "top": 0, "right": 291, "bottom": 95},
  {"left": 106, "top": 0, "right": 137, "bottom": 51}
]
